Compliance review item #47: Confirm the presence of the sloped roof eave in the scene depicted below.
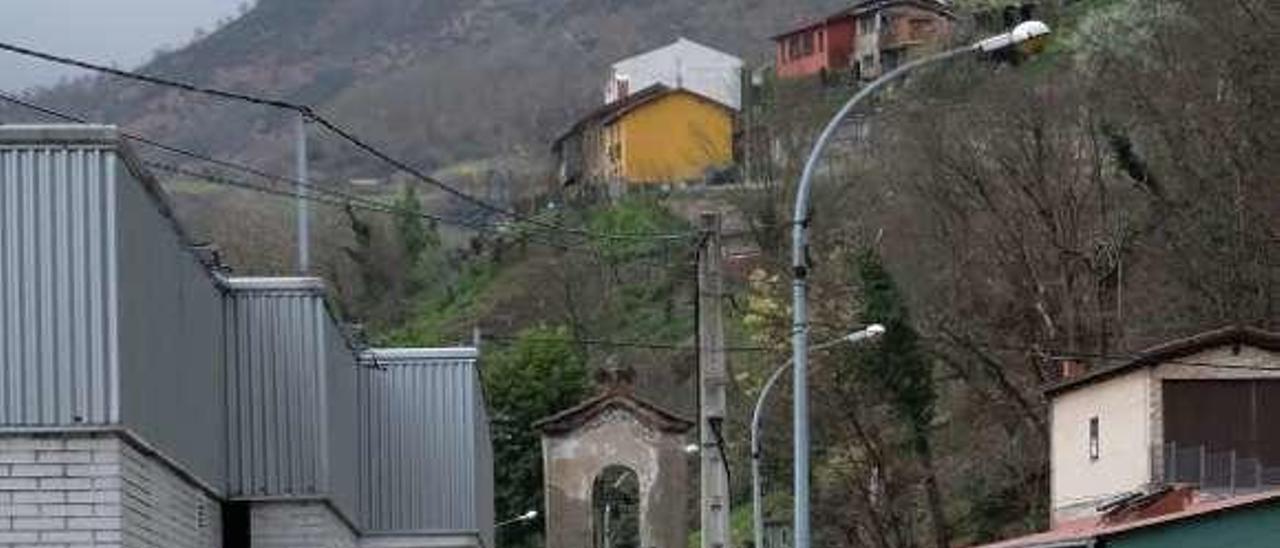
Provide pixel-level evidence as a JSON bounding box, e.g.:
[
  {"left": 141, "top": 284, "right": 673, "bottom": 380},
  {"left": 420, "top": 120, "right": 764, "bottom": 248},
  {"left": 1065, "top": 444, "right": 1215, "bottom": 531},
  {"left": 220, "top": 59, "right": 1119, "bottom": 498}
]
[
  {"left": 771, "top": 0, "right": 953, "bottom": 40},
  {"left": 600, "top": 87, "right": 735, "bottom": 126},
  {"left": 535, "top": 392, "right": 694, "bottom": 435},
  {"left": 1044, "top": 325, "right": 1280, "bottom": 397},
  {"left": 551, "top": 84, "right": 673, "bottom": 149}
]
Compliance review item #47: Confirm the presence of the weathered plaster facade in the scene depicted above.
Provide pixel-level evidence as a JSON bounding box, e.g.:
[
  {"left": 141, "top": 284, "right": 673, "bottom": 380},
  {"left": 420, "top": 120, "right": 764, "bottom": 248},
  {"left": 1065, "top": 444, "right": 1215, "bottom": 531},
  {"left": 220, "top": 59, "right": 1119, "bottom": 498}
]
[
  {"left": 1047, "top": 327, "right": 1280, "bottom": 522},
  {"left": 537, "top": 370, "right": 693, "bottom": 548}
]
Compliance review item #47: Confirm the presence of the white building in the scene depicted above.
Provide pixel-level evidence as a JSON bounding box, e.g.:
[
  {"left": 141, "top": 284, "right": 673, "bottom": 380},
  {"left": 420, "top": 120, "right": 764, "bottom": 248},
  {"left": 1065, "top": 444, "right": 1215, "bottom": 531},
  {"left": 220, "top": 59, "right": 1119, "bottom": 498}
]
[
  {"left": 604, "top": 37, "right": 744, "bottom": 111},
  {"left": 1047, "top": 326, "right": 1280, "bottom": 523}
]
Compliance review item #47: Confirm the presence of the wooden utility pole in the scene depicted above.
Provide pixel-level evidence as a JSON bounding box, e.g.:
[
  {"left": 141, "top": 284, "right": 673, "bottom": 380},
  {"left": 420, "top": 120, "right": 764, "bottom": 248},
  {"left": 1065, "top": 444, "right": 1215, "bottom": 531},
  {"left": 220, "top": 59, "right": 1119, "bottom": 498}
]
[{"left": 698, "top": 211, "right": 730, "bottom": 548}]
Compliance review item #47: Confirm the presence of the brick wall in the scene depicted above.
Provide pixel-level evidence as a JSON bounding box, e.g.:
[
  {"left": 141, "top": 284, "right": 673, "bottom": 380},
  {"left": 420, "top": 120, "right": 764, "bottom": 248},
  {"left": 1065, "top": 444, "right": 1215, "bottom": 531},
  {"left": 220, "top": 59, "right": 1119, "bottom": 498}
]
[
  {"left": 119, "top": 437, "right": 221, "bottom": 548},
  {"left": 0, "top": 433, "right": 221, "bottom": 548},
  {"left": 250, "top": 501, "right": 357, "bottom": 548},
  {"left": 0, "top": 434, "right": 124, "bottom": 546}
]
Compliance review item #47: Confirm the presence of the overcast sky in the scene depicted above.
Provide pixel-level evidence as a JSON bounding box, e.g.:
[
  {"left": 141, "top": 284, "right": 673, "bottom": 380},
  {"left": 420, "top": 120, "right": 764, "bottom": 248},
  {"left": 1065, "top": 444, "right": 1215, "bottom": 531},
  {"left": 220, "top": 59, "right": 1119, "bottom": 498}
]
[{"left": 0, "top": 0, "right": 248, "bottom": 92}]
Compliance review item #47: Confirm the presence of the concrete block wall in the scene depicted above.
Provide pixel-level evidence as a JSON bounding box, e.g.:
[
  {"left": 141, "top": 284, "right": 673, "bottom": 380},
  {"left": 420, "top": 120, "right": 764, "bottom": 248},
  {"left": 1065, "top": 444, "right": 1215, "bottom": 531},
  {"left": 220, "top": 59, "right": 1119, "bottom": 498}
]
[
  {"left": 0, "top": 434, "right": 124, "bottom": 546},
  {"left": 250, "top": 501, "right": 357, "bottom": 548},
  {"left": 119, "top": 437, "right": 221, "bottom": 548},
  {"left": 0, "top": 433, "right": 220, "bottom": 548}
]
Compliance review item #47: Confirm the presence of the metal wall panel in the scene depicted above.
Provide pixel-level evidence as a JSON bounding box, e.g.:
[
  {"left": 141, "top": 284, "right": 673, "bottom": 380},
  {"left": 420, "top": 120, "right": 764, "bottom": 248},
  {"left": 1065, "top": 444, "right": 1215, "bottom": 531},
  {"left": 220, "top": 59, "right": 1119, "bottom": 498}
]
[
  {"left": 223, "top": 279, "right": 328, "bottom": 499},
  {"left": 0, "top": 132, "right": 119, "bottom": 427},
  {"left": 1, "top": 126, "right": 229, "bottom": 490},
  {"left": 114, "top": 149, "right": 227, "bottom": 490},
  {"left": 356, "top": 349, "right": 492, "bottom": 537},
  {"left": 471, "top": 366, "right": 496, "bottom": 548},
  {"left": 325, "top": 310, "right": 360, "bottom": 522}
]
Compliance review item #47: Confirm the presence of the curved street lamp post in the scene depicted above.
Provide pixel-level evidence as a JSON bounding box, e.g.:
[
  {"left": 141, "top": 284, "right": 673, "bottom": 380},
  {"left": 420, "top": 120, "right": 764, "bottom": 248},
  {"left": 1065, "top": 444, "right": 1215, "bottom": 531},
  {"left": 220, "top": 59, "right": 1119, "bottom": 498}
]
[
  {"left": 789, "top": 21, "right": 1051, "bottom": 548},
  {"left": 752, "top": 325, "right": 885, "bottom": 548}
]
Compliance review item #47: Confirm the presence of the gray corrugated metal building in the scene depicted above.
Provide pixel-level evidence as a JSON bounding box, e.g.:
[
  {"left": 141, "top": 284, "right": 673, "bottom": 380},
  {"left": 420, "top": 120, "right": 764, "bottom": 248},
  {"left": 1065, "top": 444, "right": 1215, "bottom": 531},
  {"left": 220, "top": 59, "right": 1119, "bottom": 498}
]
[
  {"left": 0, "top": 125, "right": 494, "bottom": 548},
  {"left": 357, "top": 349, "right": 495, "bottom": 547}
]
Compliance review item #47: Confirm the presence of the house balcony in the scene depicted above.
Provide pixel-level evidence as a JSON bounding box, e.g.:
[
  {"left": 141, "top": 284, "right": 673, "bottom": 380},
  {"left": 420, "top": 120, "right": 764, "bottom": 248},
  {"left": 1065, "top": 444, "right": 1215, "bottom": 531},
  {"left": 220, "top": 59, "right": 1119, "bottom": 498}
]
[{"left": 879, "top": 27, "right": 927, "bottom": 50}]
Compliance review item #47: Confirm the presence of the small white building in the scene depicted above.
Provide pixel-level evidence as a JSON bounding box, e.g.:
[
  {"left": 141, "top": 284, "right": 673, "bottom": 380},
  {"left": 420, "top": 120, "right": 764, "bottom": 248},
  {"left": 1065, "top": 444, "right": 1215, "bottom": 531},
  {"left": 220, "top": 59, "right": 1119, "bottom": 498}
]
[
  {"left": 1047, "top": 326, "right": 1280, "bottom": 523},
  {"left": 604, "top": 37, "right": 744, "bottom": 111}
]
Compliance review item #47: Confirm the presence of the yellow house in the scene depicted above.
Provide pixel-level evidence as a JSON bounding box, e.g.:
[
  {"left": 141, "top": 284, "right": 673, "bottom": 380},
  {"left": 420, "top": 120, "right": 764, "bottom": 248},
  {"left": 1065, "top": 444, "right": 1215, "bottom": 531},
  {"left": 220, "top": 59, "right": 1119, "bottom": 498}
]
[
  {"left": 554, "top": 84, "right": 735, "bottom": 189},
  {"left": 602, "top": 86, "right": 734, "bottom": 184}
]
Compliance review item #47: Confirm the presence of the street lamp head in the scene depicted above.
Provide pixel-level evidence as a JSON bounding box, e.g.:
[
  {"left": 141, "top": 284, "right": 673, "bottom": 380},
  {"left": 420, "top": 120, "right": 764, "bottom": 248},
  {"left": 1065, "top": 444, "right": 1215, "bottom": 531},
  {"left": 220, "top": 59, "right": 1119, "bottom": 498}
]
[
  {"left": 845, "top": 324, "right": 887, "bottom": 344},
  {"left": 497, "top": 509, "right": 539, "bottom": 528},
  {"left": 1011, "top": 21, "right": 1051, "bottom": 45},
  {"left": 683, "top": 443, "right": 700, "bottom": 455},
  {"left": 975, "top": 20, "right": 1052, "bottom": 54}
]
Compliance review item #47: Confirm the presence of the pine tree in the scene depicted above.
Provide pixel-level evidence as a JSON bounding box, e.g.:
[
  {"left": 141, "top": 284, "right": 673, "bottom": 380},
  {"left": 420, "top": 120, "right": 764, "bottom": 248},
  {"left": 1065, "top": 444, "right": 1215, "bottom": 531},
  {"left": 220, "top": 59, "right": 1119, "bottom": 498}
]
[{"left": 856, "top": 249, "right": 949, "bottom": 548}]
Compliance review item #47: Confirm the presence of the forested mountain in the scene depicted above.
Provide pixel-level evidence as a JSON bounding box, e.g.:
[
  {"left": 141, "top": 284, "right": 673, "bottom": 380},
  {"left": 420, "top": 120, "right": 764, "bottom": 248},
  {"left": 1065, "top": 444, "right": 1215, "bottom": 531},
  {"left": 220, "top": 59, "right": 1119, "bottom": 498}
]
[
  {"left": 7, "top": 0, "right": 851, "bottom": 177},
  {"left": 4, "top": 2, "right": 1278, "bottom": 548}
]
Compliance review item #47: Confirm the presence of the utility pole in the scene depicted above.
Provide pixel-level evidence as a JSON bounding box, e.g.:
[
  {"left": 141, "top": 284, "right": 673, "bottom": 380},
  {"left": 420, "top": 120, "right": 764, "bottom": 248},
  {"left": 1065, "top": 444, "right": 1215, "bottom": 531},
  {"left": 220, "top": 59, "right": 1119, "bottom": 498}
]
[
  {"left": 295, "top": 113, "right": 310, "bottom": 274},
  {"left": 698, "top": 211, "right": 730, "bottom": 548}
]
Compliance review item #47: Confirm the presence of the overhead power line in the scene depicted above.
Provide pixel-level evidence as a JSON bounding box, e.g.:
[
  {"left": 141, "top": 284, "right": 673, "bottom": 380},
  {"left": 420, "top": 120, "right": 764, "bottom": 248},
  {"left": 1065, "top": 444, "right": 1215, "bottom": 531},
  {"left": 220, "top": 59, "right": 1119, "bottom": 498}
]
[
  {"left": 0, "top": 40, "right": 694, "bottom": 243},
  {"left": 0, "top": 91, "right": 701, "bottom": 263},
  {"left": 481, "top": 333, "right": 767, "bottom": 353},
  {"left": 0, "top": 91, "right": 439, "bottom": 221},
  {"left": 0, "top": 92, "right": 636, "bottom": 257},
  {"left": 141, "top": 163, "right": 632, "bottom": 257}
]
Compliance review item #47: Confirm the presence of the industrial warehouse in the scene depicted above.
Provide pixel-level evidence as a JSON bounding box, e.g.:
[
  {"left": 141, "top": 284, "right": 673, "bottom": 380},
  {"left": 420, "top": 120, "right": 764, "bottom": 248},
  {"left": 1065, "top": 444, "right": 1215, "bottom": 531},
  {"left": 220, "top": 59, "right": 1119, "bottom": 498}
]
[{"left": 0, "top": 125, "right": 493, "bottom": 548}]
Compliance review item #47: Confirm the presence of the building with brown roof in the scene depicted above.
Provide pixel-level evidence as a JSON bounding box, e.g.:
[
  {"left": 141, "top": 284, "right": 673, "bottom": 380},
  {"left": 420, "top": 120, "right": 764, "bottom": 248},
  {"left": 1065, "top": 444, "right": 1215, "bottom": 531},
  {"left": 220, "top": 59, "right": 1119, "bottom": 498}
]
[{"left": 1045, "top": 326, "right": 1280, "bottom": 521}]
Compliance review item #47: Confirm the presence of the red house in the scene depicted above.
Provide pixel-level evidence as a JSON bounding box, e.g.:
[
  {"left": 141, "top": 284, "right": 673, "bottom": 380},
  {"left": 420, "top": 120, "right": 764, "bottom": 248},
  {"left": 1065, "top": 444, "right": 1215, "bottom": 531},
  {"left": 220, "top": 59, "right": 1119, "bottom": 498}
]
[
  {"left": 773, "top": 1, "right": 954, "bottom": 81},
  {"left": 771, "top": 13, "right": 857, "bottom": 80}
]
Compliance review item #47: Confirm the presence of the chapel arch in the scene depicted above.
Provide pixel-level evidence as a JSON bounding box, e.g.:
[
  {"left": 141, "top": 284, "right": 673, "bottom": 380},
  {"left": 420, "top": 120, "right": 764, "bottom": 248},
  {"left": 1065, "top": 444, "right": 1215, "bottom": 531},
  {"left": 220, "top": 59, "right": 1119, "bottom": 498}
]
[{"left": 537, "top": 368, "right": 695, "bottom": 548}]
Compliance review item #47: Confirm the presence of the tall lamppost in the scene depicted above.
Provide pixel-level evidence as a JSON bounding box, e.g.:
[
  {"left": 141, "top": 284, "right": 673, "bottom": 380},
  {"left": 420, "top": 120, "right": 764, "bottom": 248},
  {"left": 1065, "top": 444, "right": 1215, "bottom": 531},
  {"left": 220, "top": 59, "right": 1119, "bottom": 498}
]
[
  {"left": 752, "top": 325, "right": 884, "bottom": 548},
  {"left": 789, "top": 21, "right": 1052, "bottom": 548}
]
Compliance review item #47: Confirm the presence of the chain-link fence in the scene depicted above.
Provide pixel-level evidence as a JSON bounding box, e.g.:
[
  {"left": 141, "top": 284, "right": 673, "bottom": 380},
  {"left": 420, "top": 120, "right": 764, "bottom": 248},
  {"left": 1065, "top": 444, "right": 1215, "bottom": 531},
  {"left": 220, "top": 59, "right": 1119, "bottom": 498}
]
[{"left": 1164, "top": 443, "right": 1280, "bottom": 493}]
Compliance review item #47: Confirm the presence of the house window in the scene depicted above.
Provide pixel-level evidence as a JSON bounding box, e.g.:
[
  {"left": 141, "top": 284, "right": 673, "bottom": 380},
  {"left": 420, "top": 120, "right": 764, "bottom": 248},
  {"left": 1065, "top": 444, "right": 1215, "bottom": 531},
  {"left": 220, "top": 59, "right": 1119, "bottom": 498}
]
[
  {"left": 1089, "top": 417, "right": 1100, "bottom": 461},
  {"left": 801, "top": 32, "right": 814, "bottom": 56},
  {"left": 859, "top": 16, "right": 875, "bottom": 34},
  {"left": 817, "top": 29, "right": 825, "bottom": 52},
  {"left": 788, "top": 36, "right": 802, "bottom": 60}
]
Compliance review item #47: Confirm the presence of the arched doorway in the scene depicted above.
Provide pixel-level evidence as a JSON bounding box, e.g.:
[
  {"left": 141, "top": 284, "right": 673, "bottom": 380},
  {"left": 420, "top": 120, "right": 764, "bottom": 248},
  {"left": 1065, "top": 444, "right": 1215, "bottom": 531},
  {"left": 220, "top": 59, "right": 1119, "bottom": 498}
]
[
  {"left": 537, "top": 367, "right": 694, "bottom": 548},
  {"left": 593, "top": 465, "right": 641, "bottom": 548}
]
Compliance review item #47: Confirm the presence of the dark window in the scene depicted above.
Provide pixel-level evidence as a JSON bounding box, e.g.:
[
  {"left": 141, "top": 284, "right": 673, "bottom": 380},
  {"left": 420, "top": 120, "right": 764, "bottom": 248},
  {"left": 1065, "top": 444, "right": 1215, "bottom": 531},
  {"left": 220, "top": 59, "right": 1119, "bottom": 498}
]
[
  {"left": 882, "top": 49, "right": 902, "bottom": 71},
  {"left": 1089, "top": 417, "right": 1100, "bottom": 461},
  {"left": 818, "top": 29, "right": 825, "bottom": 52},
  {"left": 789, "top": 36, "right": 802, "bottom": 60}
]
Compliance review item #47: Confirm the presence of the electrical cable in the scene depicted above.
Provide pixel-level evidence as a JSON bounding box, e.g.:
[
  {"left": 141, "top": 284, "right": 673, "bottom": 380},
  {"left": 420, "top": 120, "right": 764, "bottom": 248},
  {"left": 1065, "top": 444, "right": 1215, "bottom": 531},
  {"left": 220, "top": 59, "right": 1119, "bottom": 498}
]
[
  {"left": 144, "top": 162, "right": 617, "bottom": 256},
  {"left": 0, "top": 90, "right": 701, "bottom": 261},
  {"left": 0, "top": 40, "right": 696, "bottom": 242},
  {"left": 480, "top": 333, "right": 767, "bottom": 353}
]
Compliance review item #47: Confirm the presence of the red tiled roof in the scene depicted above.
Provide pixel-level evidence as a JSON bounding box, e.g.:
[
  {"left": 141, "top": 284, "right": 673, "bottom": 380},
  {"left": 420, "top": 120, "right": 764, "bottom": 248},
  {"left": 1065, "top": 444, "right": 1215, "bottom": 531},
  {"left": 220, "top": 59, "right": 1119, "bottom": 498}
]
[{"left": 973, "top": 489, "right": 1280, "bottom": 548}]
